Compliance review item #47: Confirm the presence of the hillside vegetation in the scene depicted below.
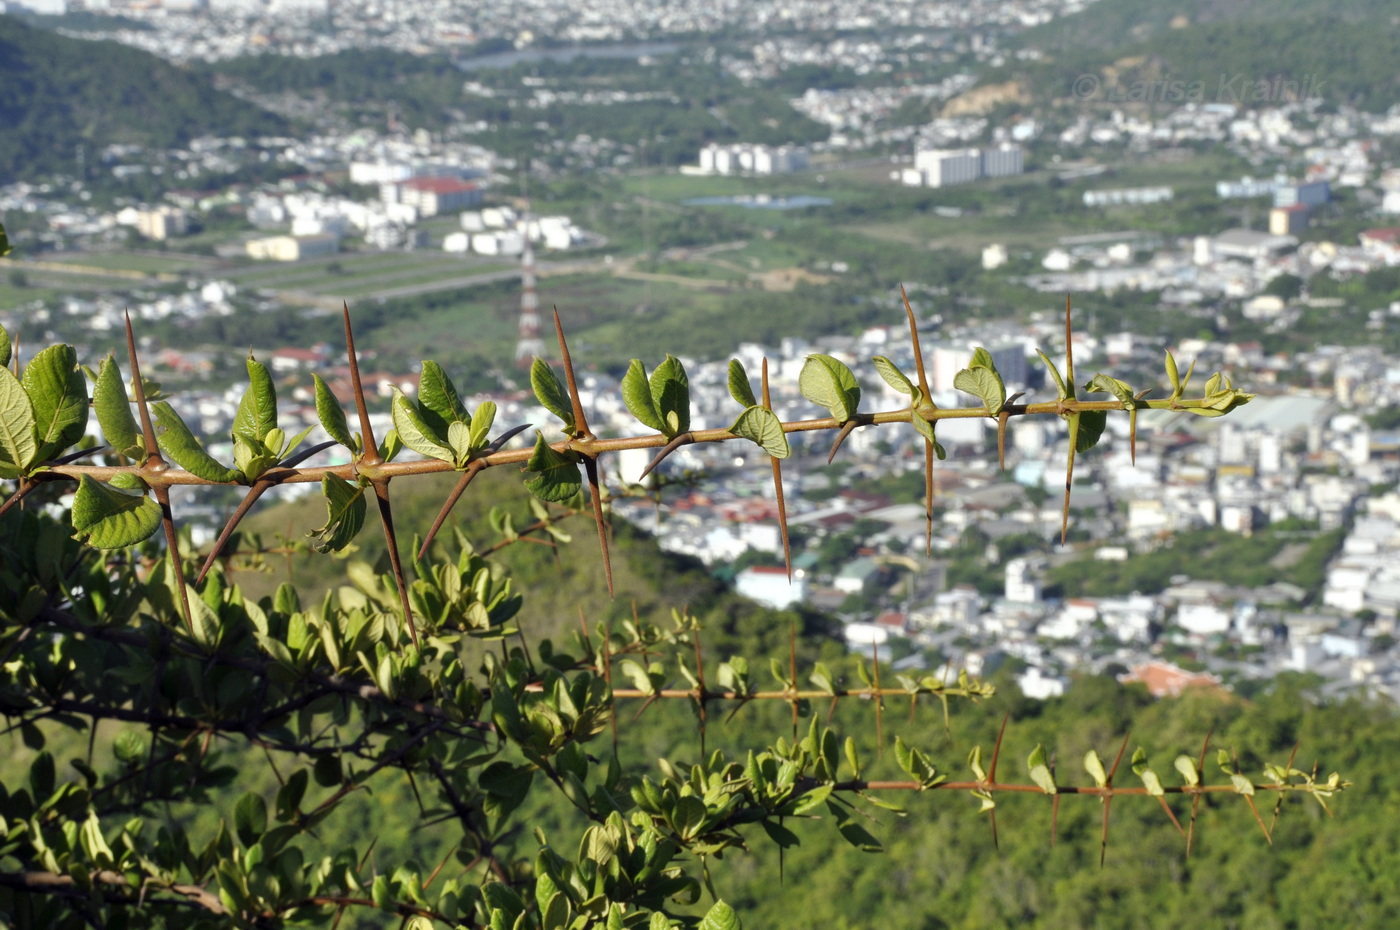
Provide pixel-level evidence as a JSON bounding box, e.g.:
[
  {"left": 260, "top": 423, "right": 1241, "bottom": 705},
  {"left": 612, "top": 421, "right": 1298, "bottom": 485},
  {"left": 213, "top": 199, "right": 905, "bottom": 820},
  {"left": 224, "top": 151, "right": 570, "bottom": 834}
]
[{"left": 0, "top": 15, "right": 286, "bottom": 181}]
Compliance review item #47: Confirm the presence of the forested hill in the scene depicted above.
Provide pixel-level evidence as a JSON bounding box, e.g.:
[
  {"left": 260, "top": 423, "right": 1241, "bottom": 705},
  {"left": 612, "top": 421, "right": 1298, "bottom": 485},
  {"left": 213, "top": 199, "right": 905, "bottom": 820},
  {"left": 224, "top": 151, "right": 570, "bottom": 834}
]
[
  {"left": 0, "top": 15, "right": 286, "bottom": 182},
  {"left": 1014, "top": 0, "right": 1400, "bottom": 53},
  {"left": 987, "top": 14, "right": 1400, "bottom": 111}
]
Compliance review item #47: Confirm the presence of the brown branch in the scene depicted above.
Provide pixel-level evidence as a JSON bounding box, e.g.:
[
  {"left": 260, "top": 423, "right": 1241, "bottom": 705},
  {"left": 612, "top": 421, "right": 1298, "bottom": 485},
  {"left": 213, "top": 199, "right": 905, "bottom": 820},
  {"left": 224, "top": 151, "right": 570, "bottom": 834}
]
[{"left": 0, "top": 869, "right": 227, "bottom": 915}]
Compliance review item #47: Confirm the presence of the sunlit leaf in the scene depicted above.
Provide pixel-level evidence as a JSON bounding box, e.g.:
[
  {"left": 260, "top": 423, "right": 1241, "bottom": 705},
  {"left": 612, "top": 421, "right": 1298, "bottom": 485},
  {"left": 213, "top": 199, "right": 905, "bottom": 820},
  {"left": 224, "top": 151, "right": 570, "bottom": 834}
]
[
  {"left": 391, "top": 391, "right": 454, "bottom": 464},
  {"left": 22, "top": 344, "right": 88, "bottom": 462},
  {"left": 70, "top": 475, "right": 160, "bottom": 549},
  {"left": 730, "top": 406, "right": 789, "bottom": 459},
  {"left": 152, "top": 402, "right": 239, "bottom": 483},
  {"left": 232, "top": 355, "right": 277, "bottom": 444},
  {"left": 93, "top": 356, "right": 143, "bottom": 460},
  {"left": 417, "top": 360, "right": 469, "bottom": 434},
  {"left": 308, "top": 474, "right": 367, "bottom": 553},
  {"left": 523, "top": 431, "right": 581, "bottom": 503},
  {"left": 798, "top": 354, "right": 860, "bottom": 421},
  {"left": 0, "top": 365, "right": 38, "bottom": 476},
  {"left": 312, "top": 373, "right": 353, "bottom": 449},
  {"left": 727, "top": 359, "right": 757, "bottom": 408},
  {"left": 872, "top": 355, "right": 914, "bottom": 396},
  {"left": 531, "top": 358, "right": 574, "bottom": 433}
]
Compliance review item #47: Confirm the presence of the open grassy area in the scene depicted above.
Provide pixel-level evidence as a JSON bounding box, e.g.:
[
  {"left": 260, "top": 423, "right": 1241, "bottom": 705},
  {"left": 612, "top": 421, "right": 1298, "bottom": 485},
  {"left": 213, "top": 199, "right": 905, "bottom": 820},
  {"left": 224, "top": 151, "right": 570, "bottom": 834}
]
[
  {"left": 223, "top": 250, "right": 515, "bottom": 299},
  {"left": 45, "top": 250, "right": 214, "bottom": 275}
]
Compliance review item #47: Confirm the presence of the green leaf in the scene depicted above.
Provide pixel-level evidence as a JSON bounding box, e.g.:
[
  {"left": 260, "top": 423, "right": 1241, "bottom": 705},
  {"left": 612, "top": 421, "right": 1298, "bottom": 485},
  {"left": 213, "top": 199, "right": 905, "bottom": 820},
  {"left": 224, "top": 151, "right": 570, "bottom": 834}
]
[
  {"left": 698, "top": 900, "right": 740, "bottom": 930},
  {"left": 727, "top": 359, "right": 757, "bottom": 408},
  {"left": 622, "top": 359, "right": 664, "bottom": 432},
  {"left": 1036, "top": 349, "right": 1070, "bottom": 400},
  {"left": 0, "top": 365, "right": 38, "bottom": 475},
  {"left": 234, "top": 792, "right": 267, "bottom": 847},
  {"left": 1084, "top": 750, "right": 1108, "bottom": 787},
  {"left": 308, "top": 475, "right": 367, "bottom": 553},
  {"left": 1165, "top": 350, "right": 1181, "bottom": 394},
  {"left": 1028, "top": 744, "right": 1056, "bottom": 795},
  {"left": 312, "top": 374, "right": 353, "bottom": 449},
  {"left": 1084, "top": 373, "right": 1135, "bottom": 407},
  {"left": 872, "top": 355, "right": 914, "bottom": 396},
  {"left": 70, "top": 475, "right": 161, "bottom": 549},
  {"left": 0, "top": 323, "right": 9, "bottom": 370},
  {"left": 1174, "top": 755, "right": 1200, "bottom": 787},
  {"left": 1074, "top": 410, "right": 1108, "bottom": 453},
  {"left": 952, "top": 366, "right": 1005, "bottom": 416},
  {"left": 0, "top": 223, "right": 9, "bottom": 259},
  {"left": 650, "top": 354, "right": 690, "bottom": 437},
  {"left": 530, "top": 358, "right": 574, "bottom": 433},
  {"left": 523, "top": 432, "right": 581, "bottom": 503},
  {"left": 93, "top": 357, "right": 143, "bottom": 460},
  {"left": 232, "top": 355, "right": 277, "bottom": 444},
  {"left": 671, "top": 796, "right": 708, "bottom": 840},
  {"left": 153, "top": 402, "right": 239, "bottom": 483},
  {"left": 798, "top": 354, "right": 860, "bottom": 421},
  {"left": 909, "top": 407, "right": 946, "bottom": 460},
  {"left": 417, "top": 360, "right": 469, "bottom": 433},
  {"left": 22, "top": 344, "right": 89, "bottom": 462},
  {"left": 390, "top": 392, "right": 454, "bottom": 464},
  {"left": 469, "top": 400, "right": 497, "bottom": 454},
  {"left": 729, "top": 406, "right": 789, "bottom": 459}
]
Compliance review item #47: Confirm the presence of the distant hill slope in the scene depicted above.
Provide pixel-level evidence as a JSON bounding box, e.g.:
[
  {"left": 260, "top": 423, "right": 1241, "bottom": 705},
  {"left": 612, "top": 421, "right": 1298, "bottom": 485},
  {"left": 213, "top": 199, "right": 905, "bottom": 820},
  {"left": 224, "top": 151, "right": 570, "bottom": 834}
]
[
  {"left": 1015, "top": 0, "right": 1400, "bottom": 53},
  {"left": 0, "top": 15, "right": 287, "bottom": 182},
  {"left": 987, "top": 15, "right": 1400, "bottom": 112}
]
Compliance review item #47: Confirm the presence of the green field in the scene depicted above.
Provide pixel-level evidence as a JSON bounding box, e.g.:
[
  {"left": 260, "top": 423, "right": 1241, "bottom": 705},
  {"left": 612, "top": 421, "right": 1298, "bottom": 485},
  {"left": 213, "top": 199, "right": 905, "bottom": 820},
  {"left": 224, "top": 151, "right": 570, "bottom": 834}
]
[{"left": 45, "top": 250, "right": 214, "bottom": 275}]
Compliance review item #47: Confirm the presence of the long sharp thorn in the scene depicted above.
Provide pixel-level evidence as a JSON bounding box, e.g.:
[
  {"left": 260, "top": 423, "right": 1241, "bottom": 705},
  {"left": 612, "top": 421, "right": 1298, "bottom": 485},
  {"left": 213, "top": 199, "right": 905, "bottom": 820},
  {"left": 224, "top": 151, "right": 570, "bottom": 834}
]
[
  {"left": 195, "top": 441, "right": 333, "bottom": 584},
  {"left": 997, "top": 392, "right": 1023, "bottom": 473},
  {"left": 125, "top": 313, "right": 162, "bottom": 465},
  {"left": 983, "top": 724, "right": 1000, "bottom": 850},
  {"left": 126, "top": 313, "right": 191, "bottom": 630},
  {"left": 552, "top": 307, "right": 590, "bottom": 439},
  {"left": 923, "top": 439, "right": 934, "bottom": 556},
  {"left": 1244, "top": 793, "right": 1273, "bottom": 845},
  {"left": 1271, "top": 741, "right": 1302, "bottom": 834},
  {"left": 197, "top": 479, "right": 273, "bottom": 584},
  {"left": 826, "top": 419, "right": 858, "bottom": 464},
  {"left": 1064, "top": 294, "right": 1074, "bottom": 385},
  {"left": 1108, "top": 732, "right": 1131, "bottom": 781},
  {"left": 372, "top": 481, "right": 417, "bottom": 645},
  {"left": 694, "top": 632, "right": 707, "bottom": 756},
  {"left": 989, "top": 713, "right": 1009, "bottom": 782},
  {"left": 1050, "top": 754, "right": 1061, "bottom": 848},
  {"left": 0, "top": 480, "right": 38, "bottom": 520},
  {"left": 584, "top": 458, "right": 613, "bottom": 597},
  {"left": 789, "top": 619, "right": 799, "bottom": 740},
  {"left": 1061, "top": 443, "right": 1074, "bottom": 546},
  {"left": 486, "top": 423, "right": 532, "bottom": 454},
  {"left": 1158, "top": 796, "right": 1185, "bottom": 837},
  {"left": 872, "top": 640, "right": 883, "bottom": 758},
  {"left": 341, "top": 304, "right": 378, "bottom": 461},
  {"left": 762, "top": 358, "right": 792, "bottom": 580},
  {"left": 638, "top": 432, "right": 692, "bottom": 482},
  {"left": 901, "top": 284, "right": 931, "bottom": 397},
  {"left": 1100, "top": 796, "right": 1112, "bottom": 867},
  {"left": 418, "top": 461, "right": 484, "bottom": 562},
  {"left": 997, "top": 412, "right": 1009, "bottom": 472},
  {"left": 1187, "top": 727, "right": 1213, "bottom": 858},
  {"left": 154, "top": 487, "right": 193, "bottom": 634}
]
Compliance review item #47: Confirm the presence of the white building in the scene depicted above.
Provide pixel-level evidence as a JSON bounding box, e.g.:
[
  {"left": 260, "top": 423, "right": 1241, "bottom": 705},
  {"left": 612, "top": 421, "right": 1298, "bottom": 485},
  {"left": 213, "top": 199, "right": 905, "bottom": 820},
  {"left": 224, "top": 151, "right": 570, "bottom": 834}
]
[
  {"left": 735, "top": 566, "right": 807, "bottom": 610},
  {"left": 915, "top": 148, "right": 982, "bottom": 187},
  {"left": 981, "top": 143, "right": 1024, "bottom": 178}
]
